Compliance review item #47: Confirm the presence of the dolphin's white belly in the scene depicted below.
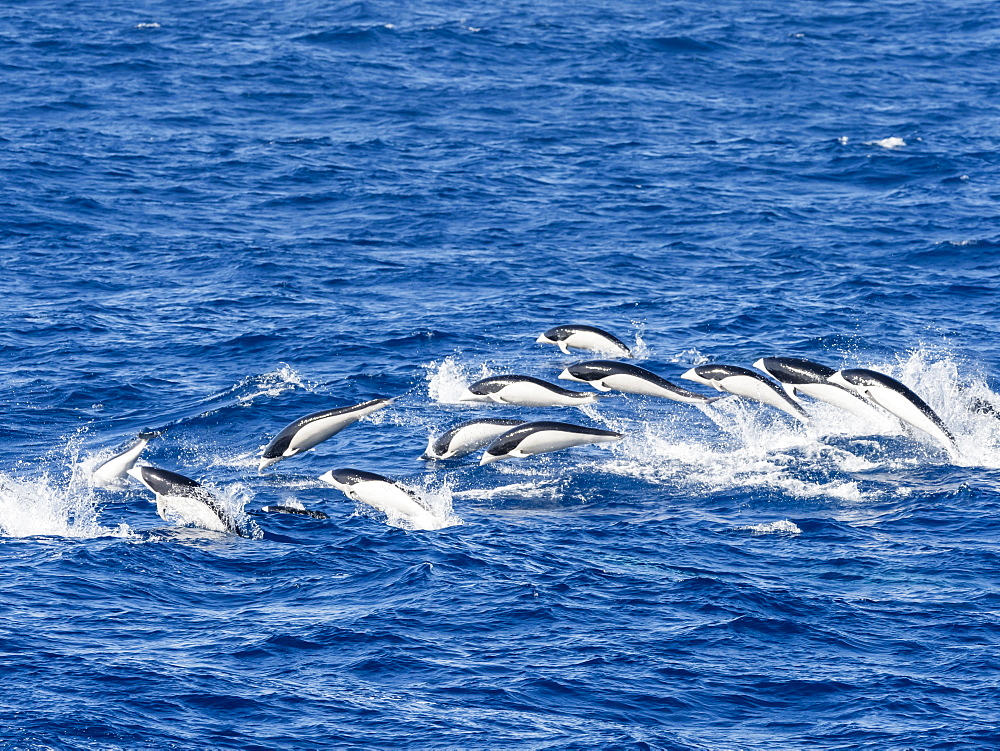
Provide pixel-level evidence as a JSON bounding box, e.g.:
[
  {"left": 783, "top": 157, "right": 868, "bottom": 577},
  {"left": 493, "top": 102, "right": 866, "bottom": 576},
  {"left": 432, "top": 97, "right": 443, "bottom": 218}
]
[
  {"left": 287, "top": 415, "right": 352, "bottom": 454},
  {"left": 156, "top": 494, "right": 228, "bottom": 533},
  {"left": 352, "top": 481, "right": 437, "bottom": 527},
  {"left": 602, "top": 373, "right": 668, "bottom": 397},
  {"left": 602, "top": 373, "right": 706, "bottom": 402},
  {"left": 91, "top": 439, "right": 150, "bottom": 487},
  {"left": 434, "top": 423, "right": 518, "bottom": 459},
  {"left": 564, "top": 331, "right": 628, "bottom": 355},
  {"left": 864, "top": 386, "right": 952, "bottom": 445},
  {"left": 514, "top": 429, "right": 618, "bottom": 456},
  {"left": 794, "top": 382, "right": 886, "bottom": 422},
  {"left": 719, "top": 375, "right": 805, "bottom": 420},
  {"left": 491, "top": 383, "right": 594, "bottom": 407}
]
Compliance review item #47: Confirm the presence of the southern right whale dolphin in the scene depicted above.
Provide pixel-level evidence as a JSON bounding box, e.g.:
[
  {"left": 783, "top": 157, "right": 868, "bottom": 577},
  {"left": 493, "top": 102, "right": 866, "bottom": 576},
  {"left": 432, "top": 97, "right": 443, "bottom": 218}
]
[
  {"left": 829, "top": 368, "right": 956, "bottom": 450},
  {"left": 318, "top": 468, "right": 438, "bottom": 528},
  {"left": 260, "top": 502, "right": 330, "bottom": 519},
  {"left": 681, "top": 364, "right": 809, "bottom": 422},
  {"left": 127, "top": 465, "right": 248, "bottom": 536},
  {"left": 460, "top": 376, "right": 601, "bottom": 407},
  {"left": 421, "top": 418, "right": 525, "bottom": 460},
  {"left": 91, "top": 430, "right": 159, "bottom": 488},
  {"left": 259, "top": 398, "right": 394, "bottom": 470},
  {"left": 479, "top": 421, "right": 623, "bottom": 464},
  {"left": 558, "top": 360, "right": 721, "bottom": 404},
  {"left": 536, "top": 325, "right": 632, "bottom": 357}
]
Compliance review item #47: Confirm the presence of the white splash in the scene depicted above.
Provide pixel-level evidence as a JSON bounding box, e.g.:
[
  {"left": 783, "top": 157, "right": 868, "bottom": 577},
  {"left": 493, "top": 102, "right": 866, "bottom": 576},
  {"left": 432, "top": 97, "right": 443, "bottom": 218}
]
[
  {"left": 426, "top": 356, "right": 494, "bottom": 404},
  {"left": 205, "top": 449, "right": 264, "bottom": 470},
  {"left": 601, "top": 411, "right": 867, "bottom": 504},
  {"left": 589, "top": 347, "right": 1000, "bottom": 503},
  {"left": 629, "top": 320, "right": 651, "bottom": 360},
  {"left": 235, "top": 364, "right": 312, "bottom": 405},
  {"left": 453, "top": 480, "right": 563, "bottom": 501},
  {"left": 362, "top": 476, "right": 462, "bottom": 531},
  {"left": 199, "top": 480, "right": 259, "bottom": 538},
  {"left": 668, "top": 348, "right": 712, "bottom": 366},
  {"left": 877, "top": 350, "right": 1000, "bottom": 468},
  {"left": 734, "top": 520, "right": 802, "bottom": 536},
  {"left": 0, "top": 440, "right": 133, "bottom": 539},
  {"left": 868, "top": 136, "right": 906, "bottom": 149}
]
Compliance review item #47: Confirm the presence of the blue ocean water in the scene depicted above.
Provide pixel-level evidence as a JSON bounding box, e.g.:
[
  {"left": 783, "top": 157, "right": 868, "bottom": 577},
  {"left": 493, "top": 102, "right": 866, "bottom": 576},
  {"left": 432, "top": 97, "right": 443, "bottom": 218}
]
[{"left": 3, "top": 0, "right": 1000, "bottom": 747}]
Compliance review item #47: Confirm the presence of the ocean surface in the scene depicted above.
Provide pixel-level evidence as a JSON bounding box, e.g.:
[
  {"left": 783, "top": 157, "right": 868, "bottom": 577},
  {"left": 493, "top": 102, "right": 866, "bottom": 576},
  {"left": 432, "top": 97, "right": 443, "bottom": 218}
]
[{"left": 2, "top": 0, "right": 1000, "bottom": 748}]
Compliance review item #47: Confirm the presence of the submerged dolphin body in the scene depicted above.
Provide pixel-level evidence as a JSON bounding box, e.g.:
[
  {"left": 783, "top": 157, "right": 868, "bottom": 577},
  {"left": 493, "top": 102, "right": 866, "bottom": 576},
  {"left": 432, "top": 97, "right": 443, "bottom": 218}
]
[
  {"left": 421, "top": 418, "right": 525, "bottom": 460},
  {"left": 753, "top": 357, "right": 886, "bottom": 422},
  {"left": 91, "top": 431, "right": 159, "bottom": 488},
  {"left": 260, "top": 502, "right": 329, "bottom": 520},
  {"left": 558, "top": 360, "right": 721, "bottom": 404},
  {"left": 829, "top": 368, "right": 956, "bottom": 450},
  {"left": 480, "top": 421, "right": 623, "bottom": 464},
  {"left": 460, "top": 376, "right": 601, "bottom": 407},
  {"left": 127, "top": 465, "right": 248, "bottom": 536},
  {"left": 681, "top": 364, "right": 809, "bottom": 422},
  {"left": 259, "top": 398, "right": 394, "bottom": 470},
  {"left": 536, "top": 325, "right": 631, "bottom": 357},
  {"left": 319, "top": 468, "right": 438, "bottom": 528}
]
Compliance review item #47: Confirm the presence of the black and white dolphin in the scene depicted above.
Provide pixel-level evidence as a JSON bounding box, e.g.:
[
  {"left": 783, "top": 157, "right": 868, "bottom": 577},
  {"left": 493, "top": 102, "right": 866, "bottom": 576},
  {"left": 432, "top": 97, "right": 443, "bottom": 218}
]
[
  {"left": 318, "top": 468, "right": 437, "bottom": 528},
  {"left": 126, "top": 465, "right": 248, "bottom": 536},
  {"left": 91, "top": 430, "right": 159, "bottom": 488},
  {"left": 260, "top": 502, "right": 329, "bottom": 520},
  {"left": 681, "top": 364, "right": 809, "bottom": 422},
  {"left": 536, "top": 325, "right": 631, "bottom": 357},
  {"left": 753, "top": 357, "right": 886, "bottom": 421},
  {"left": 259, "top": 397, "right": 394, "bottom": 470},
  {"left": 479, "top": 421, "right": 623, "bottom": 464},
  {"left": 558, "top": 360, "right": 721, "bottom": 404},
  {"left": 421, "top": 418, "right": 525, "bottom": 460},
  {"left": 828, "top": 368, "right": 956, "bottom": 449},
  {"left": 460, "top": 376, "right": 601, "bottom": 407}
]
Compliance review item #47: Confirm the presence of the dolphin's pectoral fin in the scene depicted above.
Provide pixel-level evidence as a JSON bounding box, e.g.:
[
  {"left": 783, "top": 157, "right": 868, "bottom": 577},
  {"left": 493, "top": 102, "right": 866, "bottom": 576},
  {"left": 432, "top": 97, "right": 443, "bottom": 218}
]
[
  {"left": 558, "top": 342, "right": 570, "bottom": 355},
  {"left": 592, "top": 381, "right": 612, "bottom": 392}
]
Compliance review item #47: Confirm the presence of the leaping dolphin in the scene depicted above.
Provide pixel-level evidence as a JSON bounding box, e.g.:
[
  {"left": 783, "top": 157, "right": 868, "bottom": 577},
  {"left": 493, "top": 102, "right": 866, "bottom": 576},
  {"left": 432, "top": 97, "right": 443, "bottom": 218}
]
[
  {"left": 318, "top": 468, "right": 437, "bottom": 528},
  {"left": 829, "top": 368, "right": 956, "bottom": 450},
  {"left": 460, "top": 376, "right": 601, "bottom": 407},
  {"left": 259, "top": 398, "right": 394, "bottom": 470},
  {"left": 91, "top": 431, "right": 159, "bottom": 488},
  {"left": 681, "top": 364, "right": 809, "bottom": 422},
  {"left": 480, "top": 421, "right": 623, "bottom": 464},
  {"left": 421, "top": 418, "right": 525, "bottom": 460},
  {"left": 536, "top": 325, "right": 631, "bottom": 357},
  {"left": 558, "top": 360, "right": 721, "bottom": 404},
  {"left": 127, "top": 465, "right": 248, "bottom": 536}
]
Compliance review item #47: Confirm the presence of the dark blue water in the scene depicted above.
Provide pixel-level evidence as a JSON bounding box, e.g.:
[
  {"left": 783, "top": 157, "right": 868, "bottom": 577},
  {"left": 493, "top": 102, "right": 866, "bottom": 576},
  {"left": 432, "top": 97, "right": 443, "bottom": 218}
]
[{"left": 3, "top": 0, "right": 1000, "bottom": 747}]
